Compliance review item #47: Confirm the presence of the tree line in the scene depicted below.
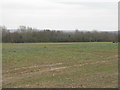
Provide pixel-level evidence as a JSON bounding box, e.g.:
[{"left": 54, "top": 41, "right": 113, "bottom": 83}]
[{"left": 1, "top": 26, "right": 118, "bottom": 43}]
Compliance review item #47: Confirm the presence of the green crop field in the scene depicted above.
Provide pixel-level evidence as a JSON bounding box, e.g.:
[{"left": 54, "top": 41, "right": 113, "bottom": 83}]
[{"left": 2, "top": 42, "right": 118, "bottom": 88}]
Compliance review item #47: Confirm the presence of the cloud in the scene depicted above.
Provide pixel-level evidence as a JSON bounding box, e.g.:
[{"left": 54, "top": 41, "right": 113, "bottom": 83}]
[
  {"left": 57, "top": 2, "right": 117, "bottom": 8},
  {"left": 1, "top": 0, "right": 118, "bottom": 30},
  {"left": 50, "top": 0, "right": 118, "bottom": 3},
  {"left": 2, "top": 0, "right": 59, "bottom": 10}
]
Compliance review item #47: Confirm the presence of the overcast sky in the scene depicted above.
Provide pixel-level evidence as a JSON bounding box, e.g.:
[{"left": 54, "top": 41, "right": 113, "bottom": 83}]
[{"left": 0, "top": 0, "right": 118, "bottom": 31}]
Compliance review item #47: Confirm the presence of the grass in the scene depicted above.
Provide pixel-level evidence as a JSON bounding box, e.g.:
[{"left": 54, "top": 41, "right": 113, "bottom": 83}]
[{"left": 2, "top": 42, "right": 118, "bottom": 88}]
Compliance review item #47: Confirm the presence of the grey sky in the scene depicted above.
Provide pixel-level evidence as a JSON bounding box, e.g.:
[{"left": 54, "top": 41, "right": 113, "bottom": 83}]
[{"left": 1, "top": 0, "right": 118, "bottom": 31}]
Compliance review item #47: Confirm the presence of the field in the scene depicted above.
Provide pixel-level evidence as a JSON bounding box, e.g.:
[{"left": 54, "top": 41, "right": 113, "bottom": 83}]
[{"left": 2, "top": 42, "right": 118, "bottom": 88}]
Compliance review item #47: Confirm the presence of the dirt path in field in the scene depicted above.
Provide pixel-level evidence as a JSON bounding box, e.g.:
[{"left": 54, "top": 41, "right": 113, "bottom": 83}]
[
  {"left": 3, "top": 59, "right": 117, "bottom": 84},
  {"left": 4, "top": 54, "right": 118, "bottom": 74},
  {"left": 4, "top": 63, "right": 63, "bottom": 73}
]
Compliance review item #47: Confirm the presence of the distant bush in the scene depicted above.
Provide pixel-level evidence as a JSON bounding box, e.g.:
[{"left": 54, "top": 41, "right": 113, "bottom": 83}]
[{"left": 1, "top": 26, "right": 118, "bottom": 43}]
